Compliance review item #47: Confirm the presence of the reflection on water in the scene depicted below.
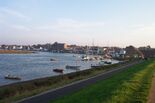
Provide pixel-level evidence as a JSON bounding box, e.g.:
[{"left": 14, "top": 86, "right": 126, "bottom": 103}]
[{"left": 0, "top": 52, "right": 119, "bottom": 86}]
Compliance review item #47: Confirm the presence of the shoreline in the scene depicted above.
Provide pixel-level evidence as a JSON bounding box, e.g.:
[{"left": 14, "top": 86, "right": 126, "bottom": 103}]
[
  {"left": 0, "top": 62, "right": 130, "bottom": 103},
  {"left": 50, "top": 59, "right": 153, "bottom": 103},
  {"left": 0, "top": 64, "right": 118, "bottom": 88},
  {"left": 0, "top": 50, "right": 34, "bottom": 54},
  {"left": 0, "top": 60, "right": 128, "bottom": 88}
]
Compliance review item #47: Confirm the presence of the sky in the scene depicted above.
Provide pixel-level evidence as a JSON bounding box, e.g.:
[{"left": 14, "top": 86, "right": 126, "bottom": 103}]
[{"left": 0, "top": 0, "right": 155, "bottom": 47}]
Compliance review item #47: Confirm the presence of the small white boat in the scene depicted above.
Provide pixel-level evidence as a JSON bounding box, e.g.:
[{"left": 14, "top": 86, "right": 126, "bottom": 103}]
[
  {"left": 91, "top": 64, "right": 102, "bottom": 68},
  {"left": 104, "top": 61, "right": 112, "bottom": 64},
  {"left": 73, "top": 55, "right": 76, "bottom": 57},
  {"left": 81, "top": 55, "right": 90, "bottom": 61},
  {"left": 100, "top": 59, "right": 112, "bottom": 65},
  {"left": 4, "top": 74, "right": 21, "bottom": 80}
]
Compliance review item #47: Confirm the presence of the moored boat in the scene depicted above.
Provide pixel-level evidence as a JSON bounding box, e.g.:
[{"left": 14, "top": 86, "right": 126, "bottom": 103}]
[
  {"left": 50, "top": 58, "right": 57, "bottom": 61},
  {"left": 81, "top": 55, "right": 90, "bottom": 61},
  {"left": 53, "top": 69, "right": 63, "bottom": 73},
  {"left": 4, "top": 74, "right": 21, "bottom": 80},
  {"left": 100, "top": 59, "right": 112, "bottom": 64},
  {"left": 66, "top": 65, "right": 80, "bottom": 70},
  {"left": 104, "top": 60, "right": 112, "bottom": 64},
  {"left": 91, "top": 64, "right": 102, "bottom": 68}
]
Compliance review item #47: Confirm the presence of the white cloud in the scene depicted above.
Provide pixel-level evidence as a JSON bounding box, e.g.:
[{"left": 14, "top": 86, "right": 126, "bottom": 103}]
[
  {"left": 130, "top": 24, "right": 155, "bottom": 35},
  {"left": 36, "top": 18, "right": 104, "bottom": 32},
  {"left": 0, "top": 8, "right": 31, "bottom": 21},
  {"left": 56, "top": 18, "right": 104, "bottom": 29},
  {"left": 10, "top": 25, "right": 31, "bottom": 31},
  {"left": 129, "top": 24, "right": 145, "bottom": 28}
]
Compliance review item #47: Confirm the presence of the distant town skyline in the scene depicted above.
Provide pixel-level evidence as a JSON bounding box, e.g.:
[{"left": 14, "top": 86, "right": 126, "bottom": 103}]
[{"left": 0, "top": 0, "right": 155, "bottom": 48}]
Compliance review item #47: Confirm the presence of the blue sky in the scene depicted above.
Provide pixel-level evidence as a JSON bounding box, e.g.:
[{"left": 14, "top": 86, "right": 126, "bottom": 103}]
[{"left": 0, "top": 0, "right": 155, "bottom": 47}]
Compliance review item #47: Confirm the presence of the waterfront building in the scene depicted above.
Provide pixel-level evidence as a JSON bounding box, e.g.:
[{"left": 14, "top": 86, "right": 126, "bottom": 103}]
[
  {"left": 50, "top": 42, "right": 68, "bottom": 52},
  {"left": 125, "top": 45, "right": 144, "bottom": 59},
  {"left": 139, "top": 46, "right": 155, "bottom": 58}
]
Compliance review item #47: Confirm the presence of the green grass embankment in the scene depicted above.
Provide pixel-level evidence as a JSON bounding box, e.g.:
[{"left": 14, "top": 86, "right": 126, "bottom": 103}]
[
  {"left": 0, "top": 61, "right": 129, "bottom": 103},
  {"left": 51, "top": 59, "right": 155, "bottom": 103}
]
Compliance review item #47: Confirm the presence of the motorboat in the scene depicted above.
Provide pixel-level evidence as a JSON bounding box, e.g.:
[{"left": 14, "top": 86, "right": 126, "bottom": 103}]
[
  {"left": 89, "top": 57, "right": 96, "bottom": 61},
  {"left": 66, "top": 65, "right": 80, "bottom": 70},
  {"left": 91, "top": 64, "right": 102, "bottom": 68},
  {"left": 100, "top": 59, "right": 112, "bottom": 65},
  {"left": 104, "top": 60, "right": 112, "bottom": 64},
  {"left": 53, "top": 69, "right": 63, "bottom": 73},
  {"left": 81, "top": 55, "right": 90, "bottom": 61},
  {"left": 4, "top": 74, "right": 21, "bottom": 80},
  {"left": 73, "top": 55, "right": 76, "bottom": 57},
  {"left": 50, "top": 58, "right": 57, "bottom": 61}
]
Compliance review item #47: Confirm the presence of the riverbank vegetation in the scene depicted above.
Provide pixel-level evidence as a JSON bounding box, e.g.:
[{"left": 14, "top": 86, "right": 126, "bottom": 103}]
[
  {"left": 0, "top": 50, "right": 33, "bottom": 54},
  {"left": 51, "top": 59, "right": 155, "bottom": 103},
  {"left": 0, "top": 61, "right": 132, "bottom": 103}
]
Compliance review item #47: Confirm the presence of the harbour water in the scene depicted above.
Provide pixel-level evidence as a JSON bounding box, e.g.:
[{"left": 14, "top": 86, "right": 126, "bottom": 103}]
[{"left": 0, "top": 52, "right": 119, "bottom": 86}]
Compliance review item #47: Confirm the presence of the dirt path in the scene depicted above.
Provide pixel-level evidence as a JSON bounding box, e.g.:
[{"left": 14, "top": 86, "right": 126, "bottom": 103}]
[{"left": 147, "top": 74, "right": 155, "bottom": 103}]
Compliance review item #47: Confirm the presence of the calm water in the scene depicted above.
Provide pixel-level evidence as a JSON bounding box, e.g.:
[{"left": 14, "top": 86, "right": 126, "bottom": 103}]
[{"left": 0, "top": 52, "right": 118, "bottom": 86}]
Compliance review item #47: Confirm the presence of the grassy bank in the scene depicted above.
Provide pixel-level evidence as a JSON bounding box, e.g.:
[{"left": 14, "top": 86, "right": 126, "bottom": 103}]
[
  {"left": 0, "top": 50, "right": 33, "bottom": 54},
  {"left": 0, "top": 61, "right": 131, "bottom": 103},
  {"left": 51, "top": 59, "right": 155, "bottom": 103}
]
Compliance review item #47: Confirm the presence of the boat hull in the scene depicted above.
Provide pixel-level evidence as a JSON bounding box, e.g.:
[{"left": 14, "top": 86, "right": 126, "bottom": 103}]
[
  {"left": 66, "top": 65, "right": 80, "bottom": 70},
  {"left": 5, "top": 76, "right": 21, "bottom": 80},
  {"left": 53, "top": 69, "right": 63, "bottom": 73},
  {"left": 91, "top": 65, "right": 102, "bottom": 68}
]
